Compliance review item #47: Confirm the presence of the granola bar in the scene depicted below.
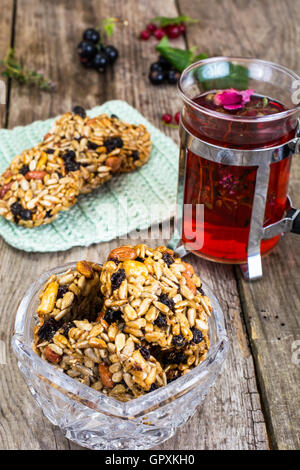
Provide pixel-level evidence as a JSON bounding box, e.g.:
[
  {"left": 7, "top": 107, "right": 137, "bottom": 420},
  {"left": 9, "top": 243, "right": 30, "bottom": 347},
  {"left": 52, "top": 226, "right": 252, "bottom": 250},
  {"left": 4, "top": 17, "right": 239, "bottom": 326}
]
[
  {"left": 0, "top": 143, "right": 84, "bottom": 227},
  {"left": 0, "top": 107, "right": 152, "bottom": 226},
  {"left": 34, "top": 245, "right": 211, "bottom": 402}
]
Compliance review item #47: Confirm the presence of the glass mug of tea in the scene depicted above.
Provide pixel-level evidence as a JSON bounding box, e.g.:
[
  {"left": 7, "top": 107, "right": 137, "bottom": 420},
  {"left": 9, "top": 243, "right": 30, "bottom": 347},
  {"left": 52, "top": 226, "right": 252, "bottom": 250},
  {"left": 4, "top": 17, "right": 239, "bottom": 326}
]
[{"left": 169, "top": 57, "right": 300, "bottom": 280}]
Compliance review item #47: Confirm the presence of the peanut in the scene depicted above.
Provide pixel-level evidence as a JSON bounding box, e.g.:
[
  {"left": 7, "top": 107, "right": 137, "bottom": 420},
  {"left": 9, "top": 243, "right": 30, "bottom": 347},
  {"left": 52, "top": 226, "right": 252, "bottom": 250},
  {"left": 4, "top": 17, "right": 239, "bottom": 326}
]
[
  {"left": 37, "top": 281, "right": 59, "bottom": 314},
  {"left": 183, "top": 262, "right": 194, "bottom": 278},
  {"left": 88, "top": 337, "right": 107, "bottom": 349},
  {"left": 123, "top": 260, "right": 148, "bottom": 277},
  {"left": 182, "top": 272, "right": 196, "bottom": 296},
  {"left": 76, "top": 260, "right": 93, "bottom": 278}
]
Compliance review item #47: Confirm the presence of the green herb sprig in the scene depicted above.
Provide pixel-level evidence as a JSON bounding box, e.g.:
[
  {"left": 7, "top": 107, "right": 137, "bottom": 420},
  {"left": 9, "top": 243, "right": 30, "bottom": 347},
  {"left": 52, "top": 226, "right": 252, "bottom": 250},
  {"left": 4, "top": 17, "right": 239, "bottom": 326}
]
[
  {"left": 152, "top": 15, "right": 199, "bottom": 28},
  {"left": 156, "top": 37, "right": 207, "bottom": 73},
  {"left": 1, "top": 48, "right": 56, "bottom": 91},
  {"left": 98, "top": 17, "right": 128, "bottom": 38}
]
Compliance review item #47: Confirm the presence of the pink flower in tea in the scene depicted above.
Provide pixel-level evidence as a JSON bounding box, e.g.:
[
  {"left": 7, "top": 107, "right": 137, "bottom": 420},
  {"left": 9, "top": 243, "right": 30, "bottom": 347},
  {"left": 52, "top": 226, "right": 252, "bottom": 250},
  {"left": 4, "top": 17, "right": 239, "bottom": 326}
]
[{"left": 214, "top": 88, "right": 254, "bottom": 110}]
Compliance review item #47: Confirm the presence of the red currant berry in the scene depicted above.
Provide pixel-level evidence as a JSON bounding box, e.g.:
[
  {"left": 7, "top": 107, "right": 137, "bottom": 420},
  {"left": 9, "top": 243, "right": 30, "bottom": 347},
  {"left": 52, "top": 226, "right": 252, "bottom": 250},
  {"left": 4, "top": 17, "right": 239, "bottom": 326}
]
[
  {"left": 174, "top": 112, "right": 180, "bottom": 124},
  {"left": 154, "top": 28, "right": 166, "bottom": 40},
  {"left": 179, "top": 23, "right": 186, "bottom": 34},
  {"left": 167, "top": 24, "right": 181, "bottom": 39},
  {"left": 162, "top": 113, "right": 173, "bottom": 124},
  {"left": 140, "top": 30, "right": 150, "bottom": 40},
  {"left": 146, "top": 23, "right": 157, "bottom": 33}
]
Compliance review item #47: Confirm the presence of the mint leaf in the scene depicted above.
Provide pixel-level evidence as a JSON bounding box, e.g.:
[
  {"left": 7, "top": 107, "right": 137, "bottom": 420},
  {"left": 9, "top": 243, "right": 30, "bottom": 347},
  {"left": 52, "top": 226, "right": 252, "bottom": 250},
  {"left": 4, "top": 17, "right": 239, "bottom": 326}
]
[
  {"left": 152, "top": 15, "right": 198, "bottom": 27},
  {"left": 156, "top": 37, "right": 207, "bottom": 73}
]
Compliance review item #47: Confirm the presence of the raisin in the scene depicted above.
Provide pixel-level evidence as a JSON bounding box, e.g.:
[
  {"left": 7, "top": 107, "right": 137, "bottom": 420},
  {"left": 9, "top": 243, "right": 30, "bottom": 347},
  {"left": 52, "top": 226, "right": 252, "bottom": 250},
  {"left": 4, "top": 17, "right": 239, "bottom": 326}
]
[
  {"left": 65, "top": 160, "right": 80, "bottom": 172},
  {"left": 135, "top": 256, "right": 144, "bottom": 263},
  {"left": 103, "top": 137, "right": 123, "bottom": 153},
  {"left": 87, "top": 140, "right": 99, "bottom": 150},
  {"left": 62, "top": 150, "right": 80, "bottom": 172},
  {"left": 139, "top": 346, "right": 151, "bottom": 360},
  {"left": 158, "top": 293, "right": 175, "bottom": 311},
  {"left": 175, "top": 352, "right": 187, "bottom": 364},
  {"left": 191, "top": 328, "right": 203, "bottom": 344},
  {"left": 131, "top": 150, "right": 139, "bottom": 161},
  {"left": 172, "top": 334, "right": 185, "bottom": 347},
  {"left": 45, "top": 210, "right": 52, "bottom": 219},
  {"left": 197, "top": 285, "right": 205, "bottom": 295},
  {"left": 154, "top": 313, "right": 167, "bottom": 328},
  {"left": 37, "top": 318, "right": 63, "bottom": 342},
  {"left": 162, "top": 252, "right": 175, "bottom": 267},
  {"left": 19, "top": 164, "right": 29, "bottom": 176},
  {"left": 108, "top": 257, "right": 120, "bottom": 265},
  {"left": 73, "top": 106, "right": 86, "bottom": 118},
  {"left": 57, "top": 285, "right": 69, "bottom": 299},
  {"left": 149, "top": 383, "right": 159, "bottom": 392},
  {"left": 45, "top": 148, "right": 55, "bottom": 154},
  {"left": 104, "top": 308, "right": 122, "bottom": 324},
  {"left": 62, "top": 150, "right": 76, "bottom": 161},
  {"left": 111, "top": 114, "right": 119, "bottom": 120},
  {"left": 111, "top": 269, "right": 126, "bottom": 291},
  {"left": 61, "top": 321, "right": 76, "bottom": 338},
  {"left": 10, "top": 201, "right": 32, "bottom": 221}
]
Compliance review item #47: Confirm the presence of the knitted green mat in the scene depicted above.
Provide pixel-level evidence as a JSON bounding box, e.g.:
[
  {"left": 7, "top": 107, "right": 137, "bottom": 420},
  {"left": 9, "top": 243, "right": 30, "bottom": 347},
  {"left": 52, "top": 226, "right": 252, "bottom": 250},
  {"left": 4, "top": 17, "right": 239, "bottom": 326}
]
[{"left": 0, "top": 100, "right": 179, "bottom": 252}]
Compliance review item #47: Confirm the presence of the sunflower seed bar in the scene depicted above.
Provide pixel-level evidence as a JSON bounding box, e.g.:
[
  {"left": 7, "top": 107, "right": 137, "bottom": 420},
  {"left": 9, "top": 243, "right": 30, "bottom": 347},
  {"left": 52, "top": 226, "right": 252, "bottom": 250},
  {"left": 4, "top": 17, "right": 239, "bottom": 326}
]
[
  {"left": 0, "top": 107, "right": 151, "bottom": 226},
  {"left": 34, "top": 245, "right": 210, "bottom": 402},
  {"left": 0, "top": 143, "right": 84, "bottom": 227}
]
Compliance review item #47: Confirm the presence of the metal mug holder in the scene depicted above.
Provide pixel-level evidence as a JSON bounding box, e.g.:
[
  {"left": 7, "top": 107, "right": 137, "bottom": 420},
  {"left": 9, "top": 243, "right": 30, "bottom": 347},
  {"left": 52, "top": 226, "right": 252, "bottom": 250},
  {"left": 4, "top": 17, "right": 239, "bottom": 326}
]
[{"left": 168, "top": 119, "right": 300, "bottom": 281}]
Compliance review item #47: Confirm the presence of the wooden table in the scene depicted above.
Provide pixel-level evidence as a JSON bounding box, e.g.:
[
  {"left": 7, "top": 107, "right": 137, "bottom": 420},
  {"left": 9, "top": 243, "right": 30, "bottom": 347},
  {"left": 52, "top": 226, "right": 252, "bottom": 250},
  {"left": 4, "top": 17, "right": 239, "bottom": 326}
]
[{"left": 0, "top": 0, "right": 299, "bottom": 450}]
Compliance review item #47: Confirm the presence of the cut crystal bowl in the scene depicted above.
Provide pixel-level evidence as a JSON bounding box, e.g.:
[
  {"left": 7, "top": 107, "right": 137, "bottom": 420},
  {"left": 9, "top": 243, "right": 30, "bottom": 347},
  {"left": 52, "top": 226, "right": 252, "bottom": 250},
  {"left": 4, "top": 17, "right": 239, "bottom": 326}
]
[{"left": 12, "top": 262, "right": 228, "bottom": 450}]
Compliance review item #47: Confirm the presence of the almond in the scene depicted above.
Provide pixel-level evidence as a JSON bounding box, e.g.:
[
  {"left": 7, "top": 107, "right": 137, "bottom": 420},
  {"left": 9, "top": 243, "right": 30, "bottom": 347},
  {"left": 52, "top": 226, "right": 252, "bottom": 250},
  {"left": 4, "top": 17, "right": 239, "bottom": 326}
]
[
  {"left": 106, "top": 156, "right": 122, "bottom": 173},
  {"left": 44, "top": 346, "right": 61, "bottom": 364},
  {"left": 98, "top": 363, "right": 114, "bottom": 388},
  {"left": 108, "top": 246, "right": 137, "bottom": 261},
  {"left": 0, "top": 182, "right": 12, "bottom": 199},
  {"left": 25, "top": 171, "right": 47, "bottom": 180}
]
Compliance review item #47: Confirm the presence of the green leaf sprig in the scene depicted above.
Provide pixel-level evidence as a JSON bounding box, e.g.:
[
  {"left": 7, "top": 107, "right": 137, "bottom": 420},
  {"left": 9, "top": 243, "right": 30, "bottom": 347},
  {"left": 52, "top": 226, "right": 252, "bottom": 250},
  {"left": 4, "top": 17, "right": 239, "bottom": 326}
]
[
  {"left": 156, "top": 37, "right": 207, "bottom": 73},
  {"left": 152, "top": 15, "right": 199, "bottom": 28},
  {"left": 1, "top": 48, "right": 56, "bottom": 91},
  {"left": 98, "top": 17, "right": 128, "bottom": 39}
]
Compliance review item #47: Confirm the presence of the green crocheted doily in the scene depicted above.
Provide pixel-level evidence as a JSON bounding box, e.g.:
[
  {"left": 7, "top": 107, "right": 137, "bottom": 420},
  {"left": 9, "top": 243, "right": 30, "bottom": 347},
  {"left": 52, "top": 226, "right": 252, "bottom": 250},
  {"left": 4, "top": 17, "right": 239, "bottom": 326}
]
[{"left": 0, "top": 100, "right": 179, "bottom": 252}]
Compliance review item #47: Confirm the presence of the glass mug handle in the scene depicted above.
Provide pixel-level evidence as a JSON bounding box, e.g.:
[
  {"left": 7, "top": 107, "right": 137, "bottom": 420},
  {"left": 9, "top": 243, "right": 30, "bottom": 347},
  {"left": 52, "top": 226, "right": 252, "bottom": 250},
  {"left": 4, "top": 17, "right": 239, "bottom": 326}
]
[{"left": 262, "top": 197, "right": 300, "bottom": 239}]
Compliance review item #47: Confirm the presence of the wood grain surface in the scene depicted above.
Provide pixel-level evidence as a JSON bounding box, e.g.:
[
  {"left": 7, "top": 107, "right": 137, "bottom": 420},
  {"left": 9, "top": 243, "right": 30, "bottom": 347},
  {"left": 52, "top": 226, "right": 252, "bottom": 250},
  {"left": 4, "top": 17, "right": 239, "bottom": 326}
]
[{"left": 0, "top": 0, "right": 298, "bottom": 450}]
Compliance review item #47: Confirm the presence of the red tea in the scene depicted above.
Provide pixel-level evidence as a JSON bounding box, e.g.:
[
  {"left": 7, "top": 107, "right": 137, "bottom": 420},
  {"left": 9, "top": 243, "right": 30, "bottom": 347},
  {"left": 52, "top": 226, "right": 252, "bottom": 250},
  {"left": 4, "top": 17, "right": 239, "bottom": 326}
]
[{"left": 182, "top": 91, "right": 295, "bottom": 263}]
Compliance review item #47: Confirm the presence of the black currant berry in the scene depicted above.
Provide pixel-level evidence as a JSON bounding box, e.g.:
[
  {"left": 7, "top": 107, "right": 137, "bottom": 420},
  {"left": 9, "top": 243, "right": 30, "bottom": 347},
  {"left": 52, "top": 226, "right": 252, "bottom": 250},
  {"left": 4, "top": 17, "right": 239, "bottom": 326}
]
[
  {"left": 158, "top": 55, "right": 171, "bottom": 69},
  {"left": 167, "top": 69, "right": 180, "bottom": 85},
  {"left": 104, "top": 45, "right": 119, "bottom": 63},
  {"left": 149, "top": 70, "right": 165, "bottom": 85},
  {"left": 92, "top": 53, "right": 109, "bottom": 72},
  {"left": 83, "top": 28, "right": 100, "bottom": 44},
  {"left": 77, "top": 40, "right": 97, "bottom": 59},
  {"left": 150, "top": 62, "right": 163, "bottom": 73}
]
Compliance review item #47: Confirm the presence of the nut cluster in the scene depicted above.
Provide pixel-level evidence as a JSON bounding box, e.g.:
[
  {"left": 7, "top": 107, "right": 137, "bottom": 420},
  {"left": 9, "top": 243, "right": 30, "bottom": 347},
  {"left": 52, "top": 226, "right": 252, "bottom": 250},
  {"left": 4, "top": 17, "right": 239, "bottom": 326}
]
[
  {"left": 34, "top": 245, "right": 211, "bottom": 402},
  {"left": 0, "top": 108, "right": 151, "bottom": 227}
]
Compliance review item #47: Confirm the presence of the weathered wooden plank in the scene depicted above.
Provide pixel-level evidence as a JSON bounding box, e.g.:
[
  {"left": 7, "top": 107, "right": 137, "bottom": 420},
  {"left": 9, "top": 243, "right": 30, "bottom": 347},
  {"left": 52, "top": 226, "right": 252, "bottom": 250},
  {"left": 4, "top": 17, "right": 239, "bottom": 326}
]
[
  {"left": 0, "top": 0, "right": 15, "bottom": 127},
  {"left": 0, "top": 0, "right": 269, "bottom": 450},
  {"left": 179, "top": 0, "right": 300, "bottom": 449}
]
